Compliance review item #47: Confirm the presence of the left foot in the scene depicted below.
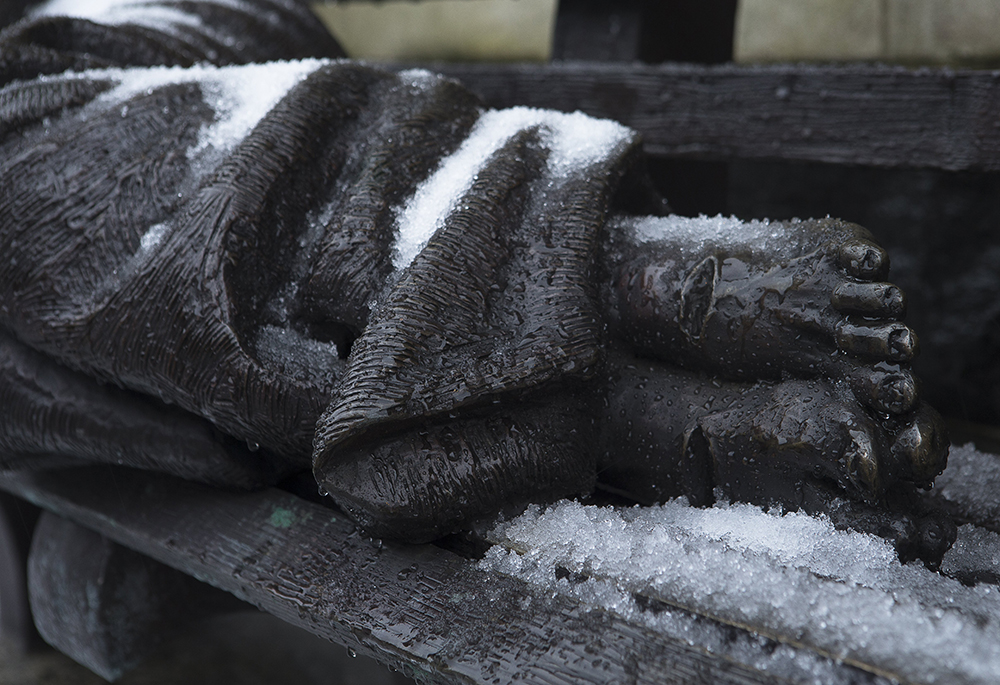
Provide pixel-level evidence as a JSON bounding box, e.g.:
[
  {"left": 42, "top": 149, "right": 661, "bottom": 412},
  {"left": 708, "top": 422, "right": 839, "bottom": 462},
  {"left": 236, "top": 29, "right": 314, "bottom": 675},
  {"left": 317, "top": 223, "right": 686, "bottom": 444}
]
[
  {"left": 695, "top": 379, "right": 947, "bottom": 502},
  {"left": 599, "top": 354, "right": 947, "bottom": 507},
  {"left": 597, "top": 354, "right": 951, "bottom": 560}
]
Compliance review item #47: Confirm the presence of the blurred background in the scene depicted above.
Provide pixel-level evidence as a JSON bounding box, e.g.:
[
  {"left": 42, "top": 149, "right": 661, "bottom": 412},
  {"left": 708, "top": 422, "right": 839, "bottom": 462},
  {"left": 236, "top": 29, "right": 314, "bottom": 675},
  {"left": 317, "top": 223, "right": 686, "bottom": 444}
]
[{"left": 310, "top": 0, "right": 1000, "bottom": 67}]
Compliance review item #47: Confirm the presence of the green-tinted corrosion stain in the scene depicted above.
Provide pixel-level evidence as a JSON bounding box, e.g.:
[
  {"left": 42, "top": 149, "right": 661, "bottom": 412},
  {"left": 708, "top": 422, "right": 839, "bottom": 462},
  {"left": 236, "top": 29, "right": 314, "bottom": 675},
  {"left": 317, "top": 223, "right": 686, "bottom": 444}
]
[{"left": 268, "top": 506, "right": 297, "bottom": 528}]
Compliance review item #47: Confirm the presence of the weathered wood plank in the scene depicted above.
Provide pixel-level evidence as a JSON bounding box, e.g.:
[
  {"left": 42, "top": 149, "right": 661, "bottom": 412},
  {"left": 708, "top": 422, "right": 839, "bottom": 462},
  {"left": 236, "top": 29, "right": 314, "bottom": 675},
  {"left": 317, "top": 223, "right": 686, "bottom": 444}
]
[
  {"left": 0, "top": 494, "right": 32, "bottom": 651},
  {"left": 425, "top": 62, "right": 1000, "bottom": 171},
  {"left": 27, "top": 511, "right": 247, "bottom": 680},
  {"left": 0, "top": 468, "right": 888, "bottom": 685}
]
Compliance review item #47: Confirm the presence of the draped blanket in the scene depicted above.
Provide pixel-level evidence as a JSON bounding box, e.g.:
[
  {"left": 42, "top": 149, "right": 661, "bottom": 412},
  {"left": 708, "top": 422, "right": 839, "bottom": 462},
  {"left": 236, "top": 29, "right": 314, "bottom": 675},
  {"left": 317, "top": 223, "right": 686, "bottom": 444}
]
[{"left": 0, "top": 60, "right": 644, "bottom": 535}]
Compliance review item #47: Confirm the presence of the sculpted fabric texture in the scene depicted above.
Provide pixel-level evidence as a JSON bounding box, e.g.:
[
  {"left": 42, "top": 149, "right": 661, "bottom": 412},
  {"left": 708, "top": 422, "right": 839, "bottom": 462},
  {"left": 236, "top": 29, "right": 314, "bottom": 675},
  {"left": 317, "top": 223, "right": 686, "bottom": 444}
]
[
  {"left": 0, "top": 57, "right": 642, "bottom": 536},
  {"left": 0, "top": 4, "right": 950, "bottom": 548}
]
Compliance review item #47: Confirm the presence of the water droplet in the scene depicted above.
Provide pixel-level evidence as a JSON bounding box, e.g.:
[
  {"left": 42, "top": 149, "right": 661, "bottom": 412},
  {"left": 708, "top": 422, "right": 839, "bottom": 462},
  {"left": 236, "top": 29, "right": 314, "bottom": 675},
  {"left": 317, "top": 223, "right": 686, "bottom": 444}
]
[
  {"left": 347, "top": 647, "right": 357, "bottom": 658},
  {"left": 397, "top": 563, "right": 419, "bottom": 581}
]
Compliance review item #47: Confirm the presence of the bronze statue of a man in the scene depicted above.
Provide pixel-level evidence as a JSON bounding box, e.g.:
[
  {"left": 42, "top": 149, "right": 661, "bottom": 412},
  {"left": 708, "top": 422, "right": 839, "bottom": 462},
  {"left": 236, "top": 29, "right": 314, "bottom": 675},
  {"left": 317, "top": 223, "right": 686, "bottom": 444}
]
[{"left": 0, "top": 0, "right": 949, "bottom": 555}]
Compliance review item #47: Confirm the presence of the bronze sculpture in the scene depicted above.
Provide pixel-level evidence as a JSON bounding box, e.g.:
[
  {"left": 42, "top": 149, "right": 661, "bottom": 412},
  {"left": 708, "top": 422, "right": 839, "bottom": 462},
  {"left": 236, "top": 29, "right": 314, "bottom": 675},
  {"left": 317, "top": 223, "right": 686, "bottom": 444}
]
[{"left": 0, "top": 0, "right": 951, "bottom": 558}]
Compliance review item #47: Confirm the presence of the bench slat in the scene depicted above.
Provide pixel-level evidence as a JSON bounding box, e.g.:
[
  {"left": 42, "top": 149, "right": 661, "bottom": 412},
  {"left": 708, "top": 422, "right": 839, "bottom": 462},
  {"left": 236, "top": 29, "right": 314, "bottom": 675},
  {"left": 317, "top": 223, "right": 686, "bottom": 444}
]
[
  {"left": 0, "top": 467, "right": 884, "bottom": 684},
  {"left": 428, "top": 62, "right": 1000, "bottom": 171}
]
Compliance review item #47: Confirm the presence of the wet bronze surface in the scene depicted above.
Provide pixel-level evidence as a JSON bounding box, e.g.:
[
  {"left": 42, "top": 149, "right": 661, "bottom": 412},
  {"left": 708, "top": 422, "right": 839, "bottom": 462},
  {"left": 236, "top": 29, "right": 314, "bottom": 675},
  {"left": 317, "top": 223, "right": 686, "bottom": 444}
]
[{"left": 0, "top": 2, "right": 950, "bottom": 554}]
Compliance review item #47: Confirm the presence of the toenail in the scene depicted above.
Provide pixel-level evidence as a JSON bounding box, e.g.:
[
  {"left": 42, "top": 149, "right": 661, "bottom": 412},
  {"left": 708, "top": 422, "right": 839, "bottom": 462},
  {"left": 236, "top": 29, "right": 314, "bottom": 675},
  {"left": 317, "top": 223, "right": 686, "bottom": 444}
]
[
  {"left": 890, "top": 411, "right": 949, "bottom": 484},
  {"left": 838, "top": 241, "right": 888, "bottom": 280},
  {"left": 679, "top": 256, "right": 717, "bottom": 341},
  {"left": 876, "top": 373, "right": 917, "bottom": 414},
  {"left": 845, "top": 429, "right": 880, "bottom": 497},
  {"left": 887, "top": 326, "right": 918, "bottom": 360}
]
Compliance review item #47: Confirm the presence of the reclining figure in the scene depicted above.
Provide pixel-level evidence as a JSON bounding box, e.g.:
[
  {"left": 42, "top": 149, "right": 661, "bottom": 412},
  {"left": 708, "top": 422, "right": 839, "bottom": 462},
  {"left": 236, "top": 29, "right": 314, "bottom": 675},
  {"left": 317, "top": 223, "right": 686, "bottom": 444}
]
[{"left": 0, "top": 1, "right": 950, "bottom": 556}]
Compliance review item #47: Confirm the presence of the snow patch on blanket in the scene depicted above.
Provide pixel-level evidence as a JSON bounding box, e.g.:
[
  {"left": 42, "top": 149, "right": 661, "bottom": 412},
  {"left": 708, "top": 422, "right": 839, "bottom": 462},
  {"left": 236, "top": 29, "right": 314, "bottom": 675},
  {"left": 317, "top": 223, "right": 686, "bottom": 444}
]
[
  {"left": 138, "top": 221, "right": 169, "bottom": 253},
  {"left": 396, "top": 68, "right": 441, "bottom": 90},
  {"left": 109, "top": 61, "right": 320, "bottom": 158},
  {"left": 392, "top": 107, "right": 633, "bottom": 270},
  {"left": 482, "top": 497, "right": 1000, "bottom": 685},
  {"left": 32, "top": 0, "right": 205, "bottom": 32},
  {"left": 37, "top": 61, "right": 324, "bottom": 261},
  {"left": 53, "top": 61, "right": 324, "bottom": 168}
]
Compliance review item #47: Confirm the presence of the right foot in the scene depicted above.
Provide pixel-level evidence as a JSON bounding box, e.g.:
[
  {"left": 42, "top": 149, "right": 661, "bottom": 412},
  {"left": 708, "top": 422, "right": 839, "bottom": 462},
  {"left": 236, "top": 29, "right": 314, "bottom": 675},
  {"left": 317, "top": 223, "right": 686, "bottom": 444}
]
[{"left": 605, "top": 216, "right": 920, "bottom": 418}]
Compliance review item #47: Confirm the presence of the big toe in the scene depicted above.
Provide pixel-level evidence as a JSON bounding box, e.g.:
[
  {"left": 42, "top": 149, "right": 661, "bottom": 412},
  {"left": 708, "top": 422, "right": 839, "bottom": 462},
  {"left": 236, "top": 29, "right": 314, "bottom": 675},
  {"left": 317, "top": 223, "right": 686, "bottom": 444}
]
[
  {"left": 887, "top": 404, "right": 949, "bottom": 488},
  {"left": 838, "top": 239, "right": 889, "bottom": 281}
]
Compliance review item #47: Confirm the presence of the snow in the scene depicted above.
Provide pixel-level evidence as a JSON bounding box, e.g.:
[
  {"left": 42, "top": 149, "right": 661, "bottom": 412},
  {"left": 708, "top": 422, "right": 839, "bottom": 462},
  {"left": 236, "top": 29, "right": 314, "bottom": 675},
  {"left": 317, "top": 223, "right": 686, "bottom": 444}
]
[
  {"left": 933, "top": 442, "right": 1000, "bottom": 524},
  {"left": 103, "top": 61, "right": 321, "bottom": 159},
  {"left": 391, "top": 107, "right": 633, "bottom": 270},
  {"left": 138, "top": 222, "right": 169, "bottom": 253},
  {"left": 49, "top": 60, "right": 324, "bottom": 168},
  {"left": 933, "top": 444, "right": 1000, "bottom": 586},
  {"left": 179, "top": 61, "right": 323, "bottom": 159},
  {"left": 396, "top": 68, "right": 440, "bottom": 90},
  {"left": 31, "top": 0, "right": 204, "bottom": 32},
  {"left": 942, "top": 525, "right": 1000, "bottom": 584},
  {"left": 624, "top": 214, "right": 814, "bottom": 261},
  {"left": 482, "top": 496, "right": 1000, "bottom": 684},
  {"left": 254, "top": 325, "right": 341, "bottom": 383},
  {"left": 30, "top": 0, "right": 300, "bottom": 38}
]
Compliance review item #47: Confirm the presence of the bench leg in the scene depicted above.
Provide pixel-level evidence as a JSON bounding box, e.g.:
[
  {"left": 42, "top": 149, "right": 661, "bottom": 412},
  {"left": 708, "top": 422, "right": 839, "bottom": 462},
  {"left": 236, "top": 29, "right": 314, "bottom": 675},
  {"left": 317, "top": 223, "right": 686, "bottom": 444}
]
[
  {"left": 0, "top": 493, "right": 36, "bottom": 652},
  {"left": 27, "top": 511, "right": 245, "bottom": 681}
]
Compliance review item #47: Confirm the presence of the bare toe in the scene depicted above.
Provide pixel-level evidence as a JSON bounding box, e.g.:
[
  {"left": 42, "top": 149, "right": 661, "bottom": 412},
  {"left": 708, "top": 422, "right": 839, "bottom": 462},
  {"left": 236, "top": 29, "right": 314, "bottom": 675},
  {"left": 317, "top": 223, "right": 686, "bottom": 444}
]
[
  {"left": 838, "top": 362, "right": 918, "bottom": 415},
  {"left": 838, "top": 239, "right": 889, "bottom": 281},
  {"left": 886, "top": 404, "right": 949, "bottom": 488},
  {"left": 841, "top": 414, "right": 882, "bottom": 498},
  {"left": 836, "top": 320, "right": 918, "bottom": 361},
  {"left": 832, "top": 281, "right": 906, "bottom": 318}
]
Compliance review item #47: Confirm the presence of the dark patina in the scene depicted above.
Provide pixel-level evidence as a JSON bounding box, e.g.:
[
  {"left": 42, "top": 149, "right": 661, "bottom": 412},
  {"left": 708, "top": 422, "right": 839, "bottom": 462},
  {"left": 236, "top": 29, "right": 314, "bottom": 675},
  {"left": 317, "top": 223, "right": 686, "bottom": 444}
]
[{"left": 0, "top": 1, "right": 952, "bottom": 565}]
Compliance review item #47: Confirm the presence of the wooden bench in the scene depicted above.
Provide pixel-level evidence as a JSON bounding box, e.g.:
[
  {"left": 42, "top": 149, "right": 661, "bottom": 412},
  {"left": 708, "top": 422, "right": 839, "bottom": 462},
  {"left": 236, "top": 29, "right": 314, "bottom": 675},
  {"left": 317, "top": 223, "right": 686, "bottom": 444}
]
[{"left": 3, "top": 60, "right": 1000, "bottom": 684}]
